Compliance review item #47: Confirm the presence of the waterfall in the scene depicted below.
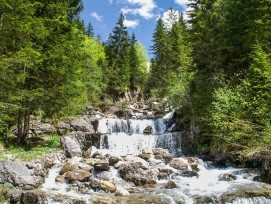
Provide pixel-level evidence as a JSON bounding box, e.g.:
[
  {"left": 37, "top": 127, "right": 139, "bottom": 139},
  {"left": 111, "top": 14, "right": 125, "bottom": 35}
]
[
  {"left": 98, "top": 118, "right": 167, "bottom": 134},
  {"left": 98, "top": 113, "right": 181, "bottom": 156}
]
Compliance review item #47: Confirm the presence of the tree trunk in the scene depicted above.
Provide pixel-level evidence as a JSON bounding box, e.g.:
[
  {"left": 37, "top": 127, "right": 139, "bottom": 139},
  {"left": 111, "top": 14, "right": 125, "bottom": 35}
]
[{"left": 17, "top": 101, "right": 31, "bottom": 144}]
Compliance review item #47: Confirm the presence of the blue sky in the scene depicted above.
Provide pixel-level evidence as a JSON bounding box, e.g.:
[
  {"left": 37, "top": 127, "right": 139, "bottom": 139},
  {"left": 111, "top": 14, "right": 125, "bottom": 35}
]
[{"left": 81, "top": 0, "right": 189, "bottom": 58}]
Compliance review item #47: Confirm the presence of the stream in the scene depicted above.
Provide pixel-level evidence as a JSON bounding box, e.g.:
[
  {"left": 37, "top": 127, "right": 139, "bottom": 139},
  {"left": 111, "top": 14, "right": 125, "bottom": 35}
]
[{"left": 40, "top": 112, "right": 271, "bottom": 204}]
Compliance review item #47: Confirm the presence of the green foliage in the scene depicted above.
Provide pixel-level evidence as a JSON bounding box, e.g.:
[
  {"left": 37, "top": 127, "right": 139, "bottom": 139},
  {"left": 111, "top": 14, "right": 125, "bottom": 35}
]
[
  {"left": 0, "top": 134, "right": 61, "bottom": 161},
  {"left": 81, "top": 36, "right": 107, "bottom": 105},
  {"left": 208, "top": 83, "right": 254, "bottom": 152},
  {"left": 104, "top": 14, "right": 148, "bottom": 97},
  {"left": 182, "top": 0, "right": 271, "bottom": 156},
  {"left": 148, "top": 18, "right": 170, "bottom": 97},
  {"left": 105, "top": 13, "right": 131, "bottom": 96},
  {"left": 130, "top": 41, "right": 148, "bottom": 90},
  {"left": 0, "top": 0, "right": 92, "bottom": 143},
  {"left": 148, "top": 12, "right": 194, "bottom": 110}
]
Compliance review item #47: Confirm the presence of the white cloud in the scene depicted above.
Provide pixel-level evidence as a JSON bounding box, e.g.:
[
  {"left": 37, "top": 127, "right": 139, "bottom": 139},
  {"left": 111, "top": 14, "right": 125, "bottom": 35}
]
[
  {"left": 121, "top": 0, "right": 157, "bottom": 20},
  {"left": 183, "top": 6, "right": 193, "bottom": 22},
  {"left": 162, "top": 9, "right": 180, "bottom": 30},
  {"left": 174, "top": 0, "right": 189, "bottom": 7},
  {"left": 124, "top": 19, "right": 139, "bottom": 28},
  {"left": 90, "top": 12, "right": 103, "bottom": 22}
]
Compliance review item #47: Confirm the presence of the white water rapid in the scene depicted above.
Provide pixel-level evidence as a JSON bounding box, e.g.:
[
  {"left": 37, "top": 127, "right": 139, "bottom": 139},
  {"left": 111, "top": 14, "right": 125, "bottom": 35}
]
[
  {"left": 98, "top": 114, "right": 181, "bottom": 156},
  {"left": 40, "top": 111, "right": 271, "bottom": 204}
]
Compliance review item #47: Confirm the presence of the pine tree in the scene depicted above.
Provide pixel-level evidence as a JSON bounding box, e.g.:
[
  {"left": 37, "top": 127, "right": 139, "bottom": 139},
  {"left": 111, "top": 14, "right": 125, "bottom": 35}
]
[
  {"left": 105, "top": 13, "right": 131, "bottom": 96},
  {"left": 86, "top": 21, "right": 94, "bottom": 37},
  {"left": 166, "top": 16, "right": 194, "bottom": 108},
  {"left": 148, "top": 18, "right": 170, "bottom": 97},
  {"left": 0, "top": 0, "right": 86, "bottom": 144}
]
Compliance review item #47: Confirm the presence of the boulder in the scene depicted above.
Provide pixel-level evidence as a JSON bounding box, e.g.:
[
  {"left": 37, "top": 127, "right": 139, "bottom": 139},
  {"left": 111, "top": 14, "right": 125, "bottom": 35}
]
[
  {"left": 156, "top": 163, "right": 174, "bottom": 175},
  {"left": 143, "top": 126, "right": 153, "bottom": 135},
  {"left": 96, "top": 171, "right": 114, "bottom": 181},
  {"left": 169, "top": 158, "right": 189, "bottom": 170},
  {"left": 78, "top": 163, "right": 93, "bottom": 172},
  {"left": 187, "top": 157, "right": 199, "bottom": 170},
  {"left": 39, "top": 123, "right": 56, "bottom": 134},
  {"left": 114, "top": 180, "right": 135, "bottom": 190},
  {"left": 89, "top": 178, "right": 100, "bottom": 189},
  {"left": 109, "top": 155, "right": 122, "bottom": 165},
  {"left": 83, "top": 146, "right": 100, "bottom": 158},
  {"left": 115, "top": 186, "right": 129, "bottom": 196},
  {"left": 124, "top": 156, "right": 149, "bottom": 170},
  {"left": 57, "top": 122, "right": 71, "bottom": 135},
  {"left": 115, "top": 161, "right": 125, "bottom": 169},
  {"left": 165, "top": 180, "right": 177, "bottom": 189},
  {"left": 71, "top": 116, "right": 94, "bottom": 132},
  {"left": 138, "top": 153, "right": 154, "bottom": 160},
  {"left": 0, "top": 160, "right": 43, "bottom": 190},
  {"left": 20, "top": 190, "right": 87, "bottom": 204},
  {"left": 60, "top": 157, "right": 81, "bottom": 175},
  {"left": 142, "top": 147, "right": 153, "bottom": 154},
  {"left": 83, "top": 158, "right": 102, "bottom": 165},
  {"left": 94, "top": 160, "right": 110, "bottom": 171},
  {"left": 61, "top": 135, "right": 82, "bottom": 158},
  {"left": 243, "top": 173, "right": 259, "bottom": 181},
  {"left": 8, "top": 188, "right": 23, "bottom": 204},
  {"left": 118, "top": 159, "right": 157, "bottom": 186},
  {"left": 152, "top": 148, "right": 173, "bottom": 163},
  {"left": 218, "top": 173, "right": 237, "bottom": 181},
  {"left": 100, "top": 180, "right": 116, "bottom": 193},
  {"left": 55, "top": 175, "right": 65, "bottom": 183},
  {"left": 64, "top": 170, "right": 91, "bottom": 182}
]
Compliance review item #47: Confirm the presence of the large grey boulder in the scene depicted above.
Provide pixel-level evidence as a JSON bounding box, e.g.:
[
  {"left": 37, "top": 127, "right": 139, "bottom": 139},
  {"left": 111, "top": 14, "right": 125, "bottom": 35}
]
[
  {"left": 71, "top": 116, "right": 94, "bottom": 132},
  {"left": 57, "top": 122, "right": 71, "bottom": 135},
  {"left": 118, "top": 156, "right": 157, "bottom": 186},
  {"left": 61, "top": 135, "right": 82, "bottom": 158},
  {"left": 39, "top": 123, "right": 56, "bottom": 134},
  {"left": 0, "top": 160, "right": 43, "bottom": 190}
]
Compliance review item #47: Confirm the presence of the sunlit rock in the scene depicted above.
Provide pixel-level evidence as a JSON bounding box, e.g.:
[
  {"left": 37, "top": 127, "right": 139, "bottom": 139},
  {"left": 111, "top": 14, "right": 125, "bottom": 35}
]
[
  {"left": 100, "top": 180, "right": 116, "bottom": 193},
  {"left": 170, "top": 158, "right": 189, "bottom": 170},
  {"left": 115, "top": 186, "right": 129, "bottom": 196},
  {"left": 64, "top": 170, "right": 91, "bottom": 182}
]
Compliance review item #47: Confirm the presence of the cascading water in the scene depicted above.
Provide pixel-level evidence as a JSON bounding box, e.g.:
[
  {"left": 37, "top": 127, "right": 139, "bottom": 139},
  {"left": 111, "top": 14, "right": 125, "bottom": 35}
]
[
  {"left": 40, "top": 111, "right": 271, "bottom": 204},
  {"left": 98, "top": 113, "right": 181, "bottom": 156}
]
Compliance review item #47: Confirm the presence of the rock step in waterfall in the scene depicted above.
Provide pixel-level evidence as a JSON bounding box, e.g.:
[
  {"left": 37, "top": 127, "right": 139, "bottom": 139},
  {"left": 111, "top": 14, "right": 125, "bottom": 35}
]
[
  {"left": 98, "top": 115, "right": 179, "bottom": 156},
  {"left": 98, "top": 111, "right": 182, "bottom": 156}
]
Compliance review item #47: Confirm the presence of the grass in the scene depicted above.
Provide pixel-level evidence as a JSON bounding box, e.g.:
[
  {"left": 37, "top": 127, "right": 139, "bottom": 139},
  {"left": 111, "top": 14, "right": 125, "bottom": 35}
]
[
  {"left": 0, "top": 184, "right": 12, "bottom": 202},
  {"left": 0, "top": 134, "right": 62, "bottom": 161}
]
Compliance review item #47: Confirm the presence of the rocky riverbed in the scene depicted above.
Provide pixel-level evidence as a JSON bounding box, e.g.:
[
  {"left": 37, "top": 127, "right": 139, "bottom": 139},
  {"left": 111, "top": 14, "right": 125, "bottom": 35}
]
[
  {"left": 20, "top": 147, "right": 271, "bottom": 204},
  {"left": 1, "top": 104, "right": 271, "bottom": 203}
]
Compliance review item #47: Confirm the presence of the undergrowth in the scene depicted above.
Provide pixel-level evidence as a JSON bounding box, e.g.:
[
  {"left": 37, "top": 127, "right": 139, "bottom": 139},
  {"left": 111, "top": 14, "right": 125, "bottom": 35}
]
[{"left": 0, "top": 134, "right": 61, "bottom": 161}]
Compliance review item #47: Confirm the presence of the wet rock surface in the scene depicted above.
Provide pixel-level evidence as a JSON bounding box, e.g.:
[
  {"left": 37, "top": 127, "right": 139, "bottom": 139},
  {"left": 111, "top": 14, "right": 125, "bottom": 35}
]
[{"left": 218, "top": 173, "right": 237, "bottom": 181}]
